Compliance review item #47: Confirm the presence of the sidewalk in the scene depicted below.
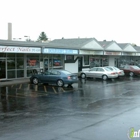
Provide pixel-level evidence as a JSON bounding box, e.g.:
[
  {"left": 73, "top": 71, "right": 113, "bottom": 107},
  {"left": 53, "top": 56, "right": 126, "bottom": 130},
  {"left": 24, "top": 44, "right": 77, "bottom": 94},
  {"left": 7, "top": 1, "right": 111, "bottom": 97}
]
[{"left": 0, "top": 78, "right": 30, "bottom": 87}]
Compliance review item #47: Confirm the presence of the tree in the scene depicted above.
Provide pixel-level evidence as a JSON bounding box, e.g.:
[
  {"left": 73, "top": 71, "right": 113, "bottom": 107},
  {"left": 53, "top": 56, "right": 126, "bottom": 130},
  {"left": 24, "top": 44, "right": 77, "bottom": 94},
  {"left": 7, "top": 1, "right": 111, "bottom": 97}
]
[{"left": 38, "top": 32, "right": 48, "bottom": 41}]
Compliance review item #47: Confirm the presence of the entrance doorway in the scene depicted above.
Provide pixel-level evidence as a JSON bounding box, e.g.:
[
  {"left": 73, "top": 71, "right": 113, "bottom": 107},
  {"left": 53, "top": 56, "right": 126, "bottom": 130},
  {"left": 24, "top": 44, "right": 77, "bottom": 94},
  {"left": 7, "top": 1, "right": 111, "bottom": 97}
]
[
  {"left": 44, "top": 58, "right": 52, "bottom": 71},
  {"left": 0, "top": 59, "right": 6, "bottom": 79},
  {"left": 78, "top": 57, "right": 83, "bottom": 72}
]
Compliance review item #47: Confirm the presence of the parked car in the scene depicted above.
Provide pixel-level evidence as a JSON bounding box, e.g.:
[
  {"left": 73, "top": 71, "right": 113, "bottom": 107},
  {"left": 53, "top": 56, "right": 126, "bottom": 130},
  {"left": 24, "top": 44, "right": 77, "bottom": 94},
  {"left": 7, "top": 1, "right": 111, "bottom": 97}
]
[
  {"left": 105, "top": 66, "right": 125, "bottom": 77},
  {"left": 78, "top": 67, "right": 118, "bottom": 80},
  {"left": 30, "top": 69, "right": 78, "bottom": 87},
  {"left": 120, "top": 65, "right": 140, "bottom": 77}
]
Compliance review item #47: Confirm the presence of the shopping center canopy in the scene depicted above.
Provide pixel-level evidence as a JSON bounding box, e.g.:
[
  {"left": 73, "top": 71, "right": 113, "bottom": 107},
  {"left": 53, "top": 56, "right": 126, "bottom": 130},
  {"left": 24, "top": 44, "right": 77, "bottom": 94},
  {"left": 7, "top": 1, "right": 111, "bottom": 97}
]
[
  {"left": 118, "top": 43, "right": 137, "bottom": 52},
  {"left": 98, "top": 41, "right": 122, "bottom": 51},
  {"left": 47, "top": 38, "right": 104, "bottom": 50}
]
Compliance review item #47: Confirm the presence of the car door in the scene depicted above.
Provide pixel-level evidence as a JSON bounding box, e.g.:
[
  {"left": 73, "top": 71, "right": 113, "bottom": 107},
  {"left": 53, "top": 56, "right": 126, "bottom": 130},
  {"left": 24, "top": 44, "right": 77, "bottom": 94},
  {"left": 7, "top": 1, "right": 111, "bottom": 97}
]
[
  {"left": 123, "top": 65, "right": 130, "bottom": 75},
  {"left": 96, "top": 68, "right": 104, "bottom": 78},
  {"left": 49, "top": 70, "right": 61, "bottom": 84},
  {"left": 40, "top": 70, "right": 52, "bottom": 83},
  {"left": 88, "top": 67, "right": 98, "bottom": 78}
]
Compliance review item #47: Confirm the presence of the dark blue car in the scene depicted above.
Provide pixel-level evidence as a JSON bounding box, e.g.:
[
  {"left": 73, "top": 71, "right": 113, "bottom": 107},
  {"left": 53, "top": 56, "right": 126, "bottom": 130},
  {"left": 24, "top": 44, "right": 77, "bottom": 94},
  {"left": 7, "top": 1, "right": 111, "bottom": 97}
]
[{"left": 30, "top": 69, "right": 78, "bottom": 87}]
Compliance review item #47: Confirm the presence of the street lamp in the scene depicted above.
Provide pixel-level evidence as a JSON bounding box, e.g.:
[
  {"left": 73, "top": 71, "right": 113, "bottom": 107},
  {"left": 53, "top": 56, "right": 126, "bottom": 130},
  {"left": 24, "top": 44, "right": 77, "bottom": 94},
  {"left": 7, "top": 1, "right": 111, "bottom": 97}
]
[{"left": 24, "top": 35, "right": 30, "bottom": 41}]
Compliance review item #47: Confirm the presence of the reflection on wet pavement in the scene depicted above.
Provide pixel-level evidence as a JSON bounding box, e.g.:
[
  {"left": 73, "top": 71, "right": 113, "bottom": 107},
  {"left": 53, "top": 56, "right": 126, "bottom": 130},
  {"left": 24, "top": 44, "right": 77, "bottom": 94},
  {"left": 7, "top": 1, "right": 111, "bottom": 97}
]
[{"left": 1, "top": 76, "right": 140, "bottom": 140}]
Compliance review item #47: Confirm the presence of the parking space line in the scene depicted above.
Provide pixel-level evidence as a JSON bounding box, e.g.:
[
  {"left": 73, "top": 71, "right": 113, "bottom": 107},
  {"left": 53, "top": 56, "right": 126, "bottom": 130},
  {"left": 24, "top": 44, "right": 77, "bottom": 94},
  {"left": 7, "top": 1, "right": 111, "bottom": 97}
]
[
  {"left": 44, "top": 85, "right": 47, "bottom": 92},
  {"left": 52, "top": 87, "right": 57, "bottom": 94},
  {"left": 27, "top": 84, "right": 30, "bottom": 90},
  {"left": 18, "top": 84, "right": 22, "bottom": 89},
  {"left": 61, "top": 87, "right": 65, "bottom": 92},
  {"left": 35, "top": 85, "right": 38, "bottom": 91}
]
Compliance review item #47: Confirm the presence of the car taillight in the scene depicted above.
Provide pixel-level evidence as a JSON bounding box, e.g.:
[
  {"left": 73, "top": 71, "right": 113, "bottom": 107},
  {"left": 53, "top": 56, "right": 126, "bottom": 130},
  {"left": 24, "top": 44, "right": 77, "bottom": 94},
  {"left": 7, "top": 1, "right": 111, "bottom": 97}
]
[
  {"left": 111, "top": 72, "right": 116, "bottom": 75},
  {"left": 118, "top": 72, "right": 121, "bottom": 74},
  {"left": 67, "top": 76, "right": 71, "bottom": 79}
]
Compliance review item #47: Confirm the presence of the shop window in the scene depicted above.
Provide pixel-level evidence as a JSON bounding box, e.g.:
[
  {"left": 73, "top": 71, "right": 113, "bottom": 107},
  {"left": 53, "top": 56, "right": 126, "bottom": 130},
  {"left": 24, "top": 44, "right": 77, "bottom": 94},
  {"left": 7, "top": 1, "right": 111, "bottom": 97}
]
[
  {"left": 0, "top": 53, "right": 6, "bottom": 58},
  {"left": 7, "top": 57, "right": 15, "bottom": 69},
  {"left": 84, "top": 56, "right": 89, "bottom": 65},
  {"left": 66, "top": 55, "right": 74, "bottom": 61},
  {"left": 17, "top": 57, "right": 24, "bottom": 69},
  {"left": 17, "top": 70, "right": 24, "bottom": 78},
  {"left": 17, "top": 54, "right": 24, "bottom": 69},
  {"left": 51, "top": 54, "right": 63, "bottom": 69},
  {"left": 27, "top": 54, "right": 40, "bottom": 68},
  {"left": 7, "top": 70, "right": 15, "bottom": 78}
]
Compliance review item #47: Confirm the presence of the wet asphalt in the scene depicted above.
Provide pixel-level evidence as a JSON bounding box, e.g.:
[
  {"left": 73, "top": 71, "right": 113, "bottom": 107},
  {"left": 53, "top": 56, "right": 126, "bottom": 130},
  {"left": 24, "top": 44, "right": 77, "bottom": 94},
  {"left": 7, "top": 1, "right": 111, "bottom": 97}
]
[{"left": 0, "top": 76, "right": 140, "bottom": 140}]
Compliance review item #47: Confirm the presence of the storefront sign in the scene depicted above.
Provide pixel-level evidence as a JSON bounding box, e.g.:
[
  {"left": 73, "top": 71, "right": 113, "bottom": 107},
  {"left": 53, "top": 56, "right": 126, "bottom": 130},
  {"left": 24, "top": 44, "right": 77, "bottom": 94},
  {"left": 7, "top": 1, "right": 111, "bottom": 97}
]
[
  {"left": 122, "top": 52, "right": 136, "bottom": 56},
  {"left": 79, "top": 50, "right": 103, "bottom": 55},
  {"left": 43, "top": 48, "right": 78, "bottom": 54},
  {"left": 0, "top": 46, "right": 41, "bottom": 53},
  {"left": 136, "top": 53, "right": 140, "bottom": 56},
  {"left": 104, "top": 51, "right": 121, "bottom": 55}
]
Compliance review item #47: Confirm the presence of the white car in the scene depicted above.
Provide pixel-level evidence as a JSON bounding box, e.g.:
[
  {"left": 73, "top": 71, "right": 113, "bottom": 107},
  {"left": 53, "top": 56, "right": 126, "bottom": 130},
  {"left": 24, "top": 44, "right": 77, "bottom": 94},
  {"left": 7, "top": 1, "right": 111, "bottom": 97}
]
[
  {"left": 78, "top": 67, "right": 118, "bottom": 80},
  {"left": 105, "top": 66, "right": 125, "bottom": 77}
]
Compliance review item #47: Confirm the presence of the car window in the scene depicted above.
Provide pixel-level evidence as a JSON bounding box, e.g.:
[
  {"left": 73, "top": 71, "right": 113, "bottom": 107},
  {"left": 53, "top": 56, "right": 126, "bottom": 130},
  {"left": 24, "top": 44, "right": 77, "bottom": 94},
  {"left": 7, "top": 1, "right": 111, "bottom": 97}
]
[
  {"left": 44, "top": 71, "right": 51, "bottom": 75},
  {"left": 131, "top": 66, "right": 140, "bottom": 69},
  {"left": 51, "top": 70, "right": 61, "bottom": 75},
  {"left": 124, "top": 65, "right": 130, "bottom": 69},
  {"left": 90, "top": 67, "right": 97, "bottom": 71},
  {"left": 97, "top": 68, "right": 104, "bottom": 72},
  {"left": 113, "top": 67, "right": 120, "bottom": 71},
  {"left": 106, "top": 67, "right": 113, "bottom": 70},
  {"left": 60, "top": 70, "right": 72, "bottom": 75},
  {"left": 104, "top": 67, "right": 112, "bottom": 71}
]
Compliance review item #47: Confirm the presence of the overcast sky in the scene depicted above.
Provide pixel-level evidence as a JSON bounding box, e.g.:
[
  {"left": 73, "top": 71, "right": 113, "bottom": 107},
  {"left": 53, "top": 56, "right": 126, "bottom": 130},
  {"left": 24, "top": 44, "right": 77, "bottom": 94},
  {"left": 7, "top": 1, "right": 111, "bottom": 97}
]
[{"left": 0, "top": 0, "right": 140, "bottom": 45}]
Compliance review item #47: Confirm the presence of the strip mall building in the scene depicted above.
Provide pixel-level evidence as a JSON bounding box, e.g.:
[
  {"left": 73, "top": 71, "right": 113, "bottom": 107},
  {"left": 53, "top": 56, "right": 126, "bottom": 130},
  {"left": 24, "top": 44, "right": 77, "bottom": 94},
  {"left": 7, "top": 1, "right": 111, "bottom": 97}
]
[{"left": 0, "top": 38, "right": 140, "bottom": 80}]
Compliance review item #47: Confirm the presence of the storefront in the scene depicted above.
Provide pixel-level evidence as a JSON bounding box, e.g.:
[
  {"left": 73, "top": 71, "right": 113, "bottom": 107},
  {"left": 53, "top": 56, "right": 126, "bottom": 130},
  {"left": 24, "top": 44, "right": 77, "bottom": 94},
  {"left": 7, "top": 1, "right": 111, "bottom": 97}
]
[
  {"left": 0, "top": 46, "right": 41, "bottom": 80},
  {"left": 1, "top": 38, "right": 140, "bottom": 80},
  {"left": 42, "top": 48, "right": 79, "bottom": 73}
]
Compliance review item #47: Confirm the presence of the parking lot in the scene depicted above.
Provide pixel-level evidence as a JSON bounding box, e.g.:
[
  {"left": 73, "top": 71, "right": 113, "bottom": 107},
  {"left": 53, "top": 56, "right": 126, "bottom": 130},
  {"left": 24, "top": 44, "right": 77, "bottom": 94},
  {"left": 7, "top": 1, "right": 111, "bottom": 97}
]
[{"left": 1, "top": 76, "right": 140, "bottom": 140}]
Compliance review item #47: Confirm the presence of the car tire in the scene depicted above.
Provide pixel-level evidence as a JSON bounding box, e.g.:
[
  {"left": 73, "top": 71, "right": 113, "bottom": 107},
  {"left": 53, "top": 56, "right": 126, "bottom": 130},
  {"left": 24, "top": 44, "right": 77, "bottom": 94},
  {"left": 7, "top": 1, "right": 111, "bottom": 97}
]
[
  {"left": 81, "top": 73, "right": 86, "bottom": 79},
  {"left": 32, "top": 77, "right": 39, "bottom": 85},
  {"left": 129, "top": 72, "right": 134, "bottom": 77},
  {"left": 102, "top": 75, "right": 108, "bottom": 80},
  {"left": 56, "top": 79, "right": 64, "bottom": 87}
]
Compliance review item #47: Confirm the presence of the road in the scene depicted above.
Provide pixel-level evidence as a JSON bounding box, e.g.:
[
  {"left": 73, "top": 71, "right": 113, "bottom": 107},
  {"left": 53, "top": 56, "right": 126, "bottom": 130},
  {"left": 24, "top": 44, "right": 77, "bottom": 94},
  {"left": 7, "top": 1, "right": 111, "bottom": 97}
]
[{"left": 0, "top": 76, "right": 140, "bottom": 140}]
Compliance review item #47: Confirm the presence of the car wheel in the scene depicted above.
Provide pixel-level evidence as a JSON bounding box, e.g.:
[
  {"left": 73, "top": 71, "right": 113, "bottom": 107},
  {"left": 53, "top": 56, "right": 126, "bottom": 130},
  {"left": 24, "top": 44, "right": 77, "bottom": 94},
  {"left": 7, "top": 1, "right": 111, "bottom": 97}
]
[
  {"left": 57, "top": 79, "right": 64, "bottom": 87},
  {"left": 129, "top": 72, "right": 134, "bottom": 77},
  {"left": 102, "top": 75, "right": 108, "bottom": 80},
  {"left": 32, "top": 77, "right": 39, "bottom": 85},
  {"left": 81, "top": 73, "right": 86, "bottom": 79}
]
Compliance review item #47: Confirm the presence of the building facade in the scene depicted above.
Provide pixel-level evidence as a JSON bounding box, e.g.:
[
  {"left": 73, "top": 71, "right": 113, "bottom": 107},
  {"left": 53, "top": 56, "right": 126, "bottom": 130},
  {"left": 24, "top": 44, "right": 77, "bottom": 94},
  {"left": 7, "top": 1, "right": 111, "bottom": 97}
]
[{"left": 1, "top": 38, "right": 140, "bottom": 80}]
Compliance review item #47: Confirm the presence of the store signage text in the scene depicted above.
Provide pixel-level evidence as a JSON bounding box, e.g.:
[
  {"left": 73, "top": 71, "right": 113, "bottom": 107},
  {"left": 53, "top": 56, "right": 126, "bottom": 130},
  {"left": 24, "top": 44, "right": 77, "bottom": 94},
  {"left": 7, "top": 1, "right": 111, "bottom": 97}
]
[
  {"left": 122, "top": 52, "right": 136, "bottom": 56},
  {"left": 0, "top": 46, "right": 41, "bottom": 53},
  {"left": 104, "top": 51, "right": 121, "bottom": 55},
  {"left": 136, "top": 53, "right": 140, "bottom": 56},
  {"left": 43, "top": 48, "right": 78, "bottom": 54},
  {"left": 79, "top": 50, "right": 103, "bottom": 55}
]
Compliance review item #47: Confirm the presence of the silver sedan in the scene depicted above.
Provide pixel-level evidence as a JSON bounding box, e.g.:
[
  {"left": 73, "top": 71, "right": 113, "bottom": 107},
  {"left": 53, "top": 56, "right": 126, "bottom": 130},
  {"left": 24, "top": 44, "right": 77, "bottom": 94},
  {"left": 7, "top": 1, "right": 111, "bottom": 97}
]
[
  {"left": 105, "top": 66, "right": 125, "bottom": 77},
  {"left": 78, "top": 67, "right": 118, "bottom": 80}
]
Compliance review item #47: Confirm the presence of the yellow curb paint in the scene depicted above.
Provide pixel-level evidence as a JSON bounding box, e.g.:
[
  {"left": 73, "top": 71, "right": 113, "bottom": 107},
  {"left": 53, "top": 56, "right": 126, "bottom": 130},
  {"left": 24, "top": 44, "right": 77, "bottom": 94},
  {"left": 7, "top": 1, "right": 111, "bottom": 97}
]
[
  {"left": 35, "top": 85, "right": 38, "bottom": 91},
  {"left": 44, "top": 86, "right": 47, "bottom": 92},
  {"left": 27, "top": 84, "right": 30, "bottom": 90},
  {"left": 52, "top": 87, "right": 57, "bottom": 93},
  {"left": 19, "top": 84, "right": 22, "bottom": 89}
]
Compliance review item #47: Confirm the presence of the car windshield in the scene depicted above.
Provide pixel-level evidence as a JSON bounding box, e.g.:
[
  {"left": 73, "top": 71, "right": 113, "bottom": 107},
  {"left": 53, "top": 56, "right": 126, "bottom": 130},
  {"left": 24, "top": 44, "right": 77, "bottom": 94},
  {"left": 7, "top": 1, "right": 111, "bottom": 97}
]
[
  {"left": 104, "top": 67, "right": 112, "bottom": 71},
  {"left": 113, "top": 67, "right": 120, "bottom": 71},
  {"left": 131, "top": 66, "right": 140, "bottom": 69},
  {"left": 60, "top": 70, "right": 72, "bottom": 75}
]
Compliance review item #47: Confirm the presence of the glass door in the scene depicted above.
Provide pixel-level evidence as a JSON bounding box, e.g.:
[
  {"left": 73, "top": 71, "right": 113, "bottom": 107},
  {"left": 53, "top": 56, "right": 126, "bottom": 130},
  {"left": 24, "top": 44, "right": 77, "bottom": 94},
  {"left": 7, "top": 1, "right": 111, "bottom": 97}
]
[{"left": 0, "top": 59, "right": 6, "bottom": 79}]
